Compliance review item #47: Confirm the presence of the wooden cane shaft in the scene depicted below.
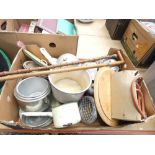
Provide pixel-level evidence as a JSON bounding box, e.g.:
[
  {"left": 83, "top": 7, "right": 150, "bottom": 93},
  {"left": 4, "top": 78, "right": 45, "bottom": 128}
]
[
  {"left": 0, "top": 54, "right": 117, "bottom": 77},
  {"left": 0, "top": 60, "right": 125, "bottom": 81}
]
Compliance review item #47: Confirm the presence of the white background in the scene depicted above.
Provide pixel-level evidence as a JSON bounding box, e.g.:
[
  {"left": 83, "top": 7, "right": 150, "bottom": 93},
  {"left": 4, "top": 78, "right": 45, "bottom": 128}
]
[{"left": 0, "top": 0, "right": 155, "bottom": 154}]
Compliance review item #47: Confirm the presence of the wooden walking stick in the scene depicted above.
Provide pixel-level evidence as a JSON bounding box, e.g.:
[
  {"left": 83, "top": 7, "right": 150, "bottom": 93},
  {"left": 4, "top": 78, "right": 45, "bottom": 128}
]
[
  {"left": 0, "top": 51, "right": 125, "bottom": 82},
  {"left": 0, "top": 54, "right": 117, "bottom": 77}
]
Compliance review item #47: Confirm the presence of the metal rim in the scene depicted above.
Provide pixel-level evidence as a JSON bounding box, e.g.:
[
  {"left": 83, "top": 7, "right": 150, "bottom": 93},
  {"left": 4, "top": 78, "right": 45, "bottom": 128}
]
[
  {"left": 15, "top": 77, "right": 50, "bottom": 99},
  {"left": 48, "top": 70, "right": 92, "bottom": 95}
]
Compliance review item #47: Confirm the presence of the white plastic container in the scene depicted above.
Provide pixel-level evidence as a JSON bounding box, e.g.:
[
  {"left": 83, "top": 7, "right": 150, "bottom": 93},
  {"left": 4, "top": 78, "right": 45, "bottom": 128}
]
[{"left": 52, "top": 102, "right": 81, "bottom": 128}]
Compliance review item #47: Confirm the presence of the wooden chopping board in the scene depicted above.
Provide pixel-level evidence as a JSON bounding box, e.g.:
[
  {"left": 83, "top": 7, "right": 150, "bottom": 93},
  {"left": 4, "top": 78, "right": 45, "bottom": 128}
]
[
  {"left": 94, "top": 67, "right": 119, "bottom": 127},
  {"left": 111, "top": 70, "right": 142, "bottom": 121}
]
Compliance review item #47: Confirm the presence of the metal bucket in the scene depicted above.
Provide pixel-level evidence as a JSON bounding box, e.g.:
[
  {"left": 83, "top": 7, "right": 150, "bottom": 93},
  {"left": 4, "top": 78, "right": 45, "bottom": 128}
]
[
  {"left": 14, "top": 77, "right": 51, "bottom": 112},
  {"left": 48, "top": 70, "right": 91, "bottom": 103}
]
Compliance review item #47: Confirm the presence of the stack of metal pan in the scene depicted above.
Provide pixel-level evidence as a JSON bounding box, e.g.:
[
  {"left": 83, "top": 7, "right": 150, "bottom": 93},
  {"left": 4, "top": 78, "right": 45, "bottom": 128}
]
[{"left": 14, "top": 77, "right": 52, "bottom": 128}]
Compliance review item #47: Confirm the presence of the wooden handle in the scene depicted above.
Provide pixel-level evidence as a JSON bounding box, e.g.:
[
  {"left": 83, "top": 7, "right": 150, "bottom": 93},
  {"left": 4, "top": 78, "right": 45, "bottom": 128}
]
[
  {"left": 0, "top": 54, "right": 118, "bottom": 77},
  {"left": 117, "top": 50, "right": 126, "bottom": 69},
  {"left": 0, "top": 60, "right": 125, "bottom": 81}
]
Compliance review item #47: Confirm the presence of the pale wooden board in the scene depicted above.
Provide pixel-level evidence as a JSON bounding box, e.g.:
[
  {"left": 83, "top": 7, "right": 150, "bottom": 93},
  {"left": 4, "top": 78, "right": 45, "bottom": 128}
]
[
  {"left": 111, "top": 70, "right": 142, "bottom": 121},
  {"left": 26, "top": 44, "right": 49, "bottom": 63},
  {"left": 94, "top": 67, "right": 119, "bottom": 127},
  {"left": 98, "top": 70, "right": 111, "bottom": 118}
]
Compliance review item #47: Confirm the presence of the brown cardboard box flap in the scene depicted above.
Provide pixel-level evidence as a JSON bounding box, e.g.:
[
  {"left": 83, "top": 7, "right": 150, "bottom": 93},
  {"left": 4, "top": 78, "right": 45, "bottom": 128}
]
[
  {"left": 0, "top": 50, "right": 26, "bottom": 121},
  {"left": 0, "top": 32, "right": 78, "bottom": 61}
]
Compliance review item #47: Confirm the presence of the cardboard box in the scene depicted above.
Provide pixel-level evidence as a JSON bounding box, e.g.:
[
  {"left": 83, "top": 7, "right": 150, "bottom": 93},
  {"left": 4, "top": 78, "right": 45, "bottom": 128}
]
[
  {"left": 0, "top": 19, "right": 77, "bottom": 34},
  {"left": 0, "top": 32, "right": 78, "bottom": 61},
  {"left": 122, "top": 19, "right": 155, "bottom": 67},
  {"left": 0, "top": 47, "right": 155, "bottom": 134},
  {"left": 0, "top": 19, "right": 78, "bottom": 61}
]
